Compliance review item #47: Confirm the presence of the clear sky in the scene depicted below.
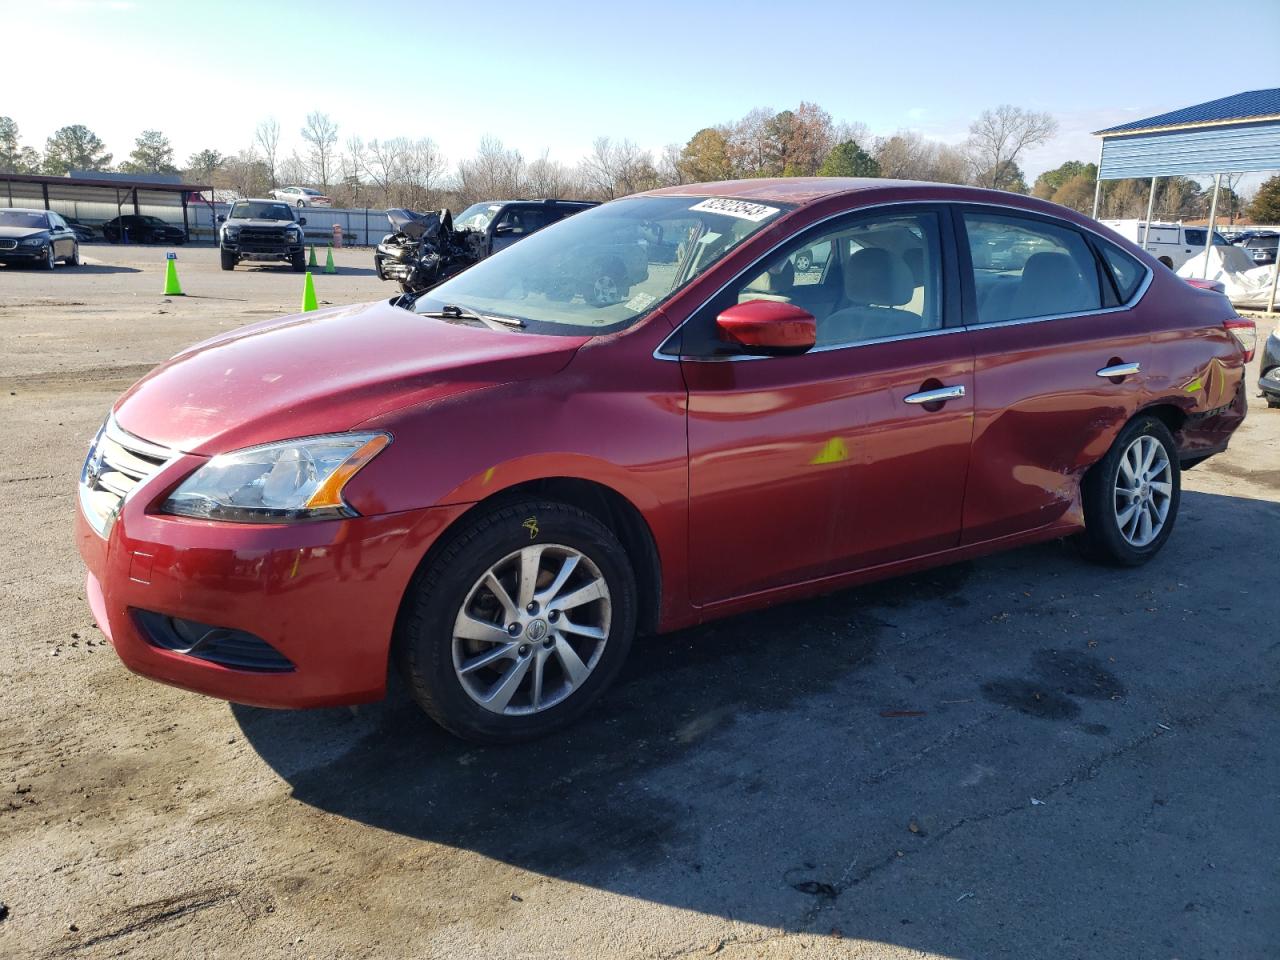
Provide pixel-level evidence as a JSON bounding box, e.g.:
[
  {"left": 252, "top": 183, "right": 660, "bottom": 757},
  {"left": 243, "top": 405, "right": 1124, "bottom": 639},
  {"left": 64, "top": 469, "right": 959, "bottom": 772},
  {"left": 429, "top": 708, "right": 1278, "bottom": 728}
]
[{"left": 5, "top": 0, "right": 1279, "bottom": 186}]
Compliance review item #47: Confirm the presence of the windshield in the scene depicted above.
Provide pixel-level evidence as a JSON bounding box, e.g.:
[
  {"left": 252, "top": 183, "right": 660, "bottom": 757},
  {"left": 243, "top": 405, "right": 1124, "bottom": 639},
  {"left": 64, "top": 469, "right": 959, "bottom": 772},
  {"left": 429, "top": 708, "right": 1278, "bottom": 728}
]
[
  {"left": 0, "top": 211, "right": 48, "bottom": 229},
  {"left": 230, "top": 201, "right": 295, "bottom": 221},
  {"left": 415, "top": 195, "right": 790, "bottom": 334},
  {"left": 453, "top": 203, "right": 502, "bottom": 232}
]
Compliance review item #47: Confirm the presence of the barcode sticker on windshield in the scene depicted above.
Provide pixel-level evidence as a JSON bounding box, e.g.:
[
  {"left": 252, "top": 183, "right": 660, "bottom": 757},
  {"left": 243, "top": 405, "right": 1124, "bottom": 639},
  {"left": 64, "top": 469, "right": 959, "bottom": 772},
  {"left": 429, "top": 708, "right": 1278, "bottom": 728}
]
[{"left": 689, "top": 198, "right": 781, "bottom": 222}]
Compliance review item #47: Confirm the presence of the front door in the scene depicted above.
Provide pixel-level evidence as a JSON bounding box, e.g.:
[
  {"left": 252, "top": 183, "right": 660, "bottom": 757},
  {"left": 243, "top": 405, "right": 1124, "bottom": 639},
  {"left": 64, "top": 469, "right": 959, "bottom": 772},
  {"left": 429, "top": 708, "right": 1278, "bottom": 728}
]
[{"left": 678, "top": 207, "right": 974, "bottom": 606}]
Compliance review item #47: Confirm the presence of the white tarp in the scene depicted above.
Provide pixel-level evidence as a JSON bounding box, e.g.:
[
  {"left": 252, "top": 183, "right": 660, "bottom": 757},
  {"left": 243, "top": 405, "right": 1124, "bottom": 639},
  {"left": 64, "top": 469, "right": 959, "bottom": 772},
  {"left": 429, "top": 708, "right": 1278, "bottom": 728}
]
[{"left": 1176, "top": 245, "right": 1279, "bottom": 308}]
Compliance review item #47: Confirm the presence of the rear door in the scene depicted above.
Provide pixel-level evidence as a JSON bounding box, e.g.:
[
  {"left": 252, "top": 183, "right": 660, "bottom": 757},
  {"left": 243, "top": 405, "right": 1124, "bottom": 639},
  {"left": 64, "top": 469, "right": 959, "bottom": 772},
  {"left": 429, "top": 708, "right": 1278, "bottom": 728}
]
[
  {"left": 957, "top": 208, "right": 1151, "bottom": 543},
  {"left": 678, "top": 205, "right": 974, "bottom": 605}
]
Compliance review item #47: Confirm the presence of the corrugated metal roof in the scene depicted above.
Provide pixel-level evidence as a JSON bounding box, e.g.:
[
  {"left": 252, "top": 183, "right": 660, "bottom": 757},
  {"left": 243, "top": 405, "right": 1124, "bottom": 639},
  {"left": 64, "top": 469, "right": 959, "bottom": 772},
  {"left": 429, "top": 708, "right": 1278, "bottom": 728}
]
[
  {"left": 0, "top": 172, "right": 211, "bottom": 192},
  {"left": 1096, "top": 89, "right": 1280, "bottom": 135}
]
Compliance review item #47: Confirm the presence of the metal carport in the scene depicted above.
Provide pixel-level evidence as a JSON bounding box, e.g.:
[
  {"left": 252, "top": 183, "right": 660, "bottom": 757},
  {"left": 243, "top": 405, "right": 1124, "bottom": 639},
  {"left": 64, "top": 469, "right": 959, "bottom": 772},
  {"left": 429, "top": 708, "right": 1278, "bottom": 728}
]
[
  {"left": 1091, "top": 88, "right": 1280, "bottom": 309},
  {"left": 0, "top": 171, "right": 212, "bottom": 243}
]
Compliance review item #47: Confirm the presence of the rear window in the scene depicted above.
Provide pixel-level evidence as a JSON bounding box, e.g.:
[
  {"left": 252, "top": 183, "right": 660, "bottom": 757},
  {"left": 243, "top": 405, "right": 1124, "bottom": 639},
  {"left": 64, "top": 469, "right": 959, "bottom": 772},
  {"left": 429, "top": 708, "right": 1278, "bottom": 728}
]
[{"left": 1096, "top": 239, "right": 1146, "bottom": 303}]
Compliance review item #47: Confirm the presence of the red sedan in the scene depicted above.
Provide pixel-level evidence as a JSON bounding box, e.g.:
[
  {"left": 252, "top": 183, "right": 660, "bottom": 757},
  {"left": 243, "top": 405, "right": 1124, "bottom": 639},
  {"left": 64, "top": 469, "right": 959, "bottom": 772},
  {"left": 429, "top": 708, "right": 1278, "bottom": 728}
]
[{"left": 75, "top": 179, "right": 1254, "bottom": 742}]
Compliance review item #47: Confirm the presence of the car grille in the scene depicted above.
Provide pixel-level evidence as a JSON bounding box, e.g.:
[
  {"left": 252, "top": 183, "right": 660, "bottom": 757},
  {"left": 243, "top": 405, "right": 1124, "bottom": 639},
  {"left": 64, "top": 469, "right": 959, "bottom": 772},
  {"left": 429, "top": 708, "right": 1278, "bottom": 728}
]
[
  {"left": 133, "top": 610, "right": 296, "bottom": 672},
  {"left": 79, "top": 418, "right": 174, "bottom": 536},
  {"left": 0, "top": 239, "right": 17, "bottom": 251},
  {"left": 238, "top": 227, "right": 290, "bottom": 251}
]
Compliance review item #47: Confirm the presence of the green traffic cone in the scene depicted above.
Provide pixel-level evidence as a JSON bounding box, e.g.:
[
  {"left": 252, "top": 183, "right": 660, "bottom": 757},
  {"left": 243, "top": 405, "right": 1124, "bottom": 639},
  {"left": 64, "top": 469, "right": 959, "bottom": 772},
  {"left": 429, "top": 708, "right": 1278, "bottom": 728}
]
[
  {"left": 162, "top": 257, "right": 184, "bottom": 296},
  {"left": 308, "top": 245, "right": 317, "bottom": 268},
  {"left": 300, "top": 272, "right": 318, "bottom": 312},
  {"left": 324, "top": 245, "right": 336, "bottom": 275}
]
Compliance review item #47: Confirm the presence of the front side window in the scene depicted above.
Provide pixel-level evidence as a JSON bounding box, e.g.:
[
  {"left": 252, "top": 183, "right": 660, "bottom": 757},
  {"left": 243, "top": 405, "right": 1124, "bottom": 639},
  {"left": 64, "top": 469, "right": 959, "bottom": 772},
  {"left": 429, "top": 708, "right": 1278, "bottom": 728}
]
[
  {"left": 414, "top": 195, "right": 789, "bottom": 334},
  {"left": 673, "top": 210, "right": 944, "bottom": 356},
  {"left": 963, "top": 212, "right": 1101, "bottom": 324}
]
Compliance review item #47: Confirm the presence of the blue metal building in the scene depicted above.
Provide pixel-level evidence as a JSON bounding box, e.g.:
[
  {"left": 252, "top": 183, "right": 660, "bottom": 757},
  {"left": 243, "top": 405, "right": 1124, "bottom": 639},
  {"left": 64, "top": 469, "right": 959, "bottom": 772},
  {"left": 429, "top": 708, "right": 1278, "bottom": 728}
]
[{"left": 1092, "top": 89, "right": 1280, "bottom": 301}]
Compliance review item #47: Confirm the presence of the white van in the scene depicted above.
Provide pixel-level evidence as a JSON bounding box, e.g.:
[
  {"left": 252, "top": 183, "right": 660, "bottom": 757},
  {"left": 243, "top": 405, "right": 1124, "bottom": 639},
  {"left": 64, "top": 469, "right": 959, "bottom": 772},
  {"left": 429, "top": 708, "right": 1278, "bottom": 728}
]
[{"left": 1099, "top": 220, "right": 1231, "bottom": 271}]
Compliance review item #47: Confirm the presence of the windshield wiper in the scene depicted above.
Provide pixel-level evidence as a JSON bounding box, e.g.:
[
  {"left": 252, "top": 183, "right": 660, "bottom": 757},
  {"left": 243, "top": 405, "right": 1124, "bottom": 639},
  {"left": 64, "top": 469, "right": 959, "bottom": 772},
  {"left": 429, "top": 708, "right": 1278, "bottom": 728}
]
[{"left": 423, "top": 303, "right": 526, "bottom": 330}]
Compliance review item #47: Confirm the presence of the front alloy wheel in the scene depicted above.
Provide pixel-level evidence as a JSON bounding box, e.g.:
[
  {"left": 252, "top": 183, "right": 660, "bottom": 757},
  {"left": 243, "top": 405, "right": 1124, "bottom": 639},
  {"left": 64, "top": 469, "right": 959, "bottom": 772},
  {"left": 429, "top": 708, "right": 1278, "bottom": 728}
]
[
  {"left": 398, "top": 499, "right": 637, "bottom": 743},
  {"left": 453, "top": 544, "right": 611, "bottom": 715}
]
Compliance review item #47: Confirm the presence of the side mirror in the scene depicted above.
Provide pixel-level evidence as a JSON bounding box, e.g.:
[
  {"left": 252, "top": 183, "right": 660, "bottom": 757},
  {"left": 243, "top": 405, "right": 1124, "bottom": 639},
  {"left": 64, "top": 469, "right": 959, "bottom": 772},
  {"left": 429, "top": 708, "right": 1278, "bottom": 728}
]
[
  {"left": 297, "top": 216, "right": 307, "bottom": 226},
  {"left": 715, "top": 299, "right": 816, "bottom": 356},
  {"left": 216, "top": 215, "right": 225, "bottom": 223},
  {"left": 493, "top": 223, "right": 517, "bottom": 235}
]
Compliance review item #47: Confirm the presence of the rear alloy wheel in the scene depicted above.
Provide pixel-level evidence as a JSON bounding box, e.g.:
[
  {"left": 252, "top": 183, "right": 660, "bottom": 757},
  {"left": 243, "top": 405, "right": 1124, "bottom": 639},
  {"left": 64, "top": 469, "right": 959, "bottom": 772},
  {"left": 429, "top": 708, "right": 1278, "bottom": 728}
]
[
  {"left": 1079, "top": 415, "right": 1181, "bottom": 566},
  {"left": 794, "top": 251, "right": 812, "bottom": 272},
  {"left": 398, "top": 500, "right": 636, "bottom": 743}
]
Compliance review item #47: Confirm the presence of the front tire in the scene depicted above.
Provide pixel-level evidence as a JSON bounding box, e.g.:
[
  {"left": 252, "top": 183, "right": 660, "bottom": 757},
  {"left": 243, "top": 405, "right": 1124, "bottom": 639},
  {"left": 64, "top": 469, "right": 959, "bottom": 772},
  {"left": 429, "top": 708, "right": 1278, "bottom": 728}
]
[
  {"left": 67, "top": 243, "right": 80, "bottom": 266},
  {"left": 291, "top": 251, "right": 306, "bottom": 272},
  {"left": 42, "top": 245, "right": 56, "bottom": 270},
  {"left": 397, "top": 500, "right": 637, "bottom": 743},
  {"left": 220, "top": 248, "right": 236, "bottom": 271},
  {"left": 1079, "top": 415, "right": 1181, "bottom": 566}
]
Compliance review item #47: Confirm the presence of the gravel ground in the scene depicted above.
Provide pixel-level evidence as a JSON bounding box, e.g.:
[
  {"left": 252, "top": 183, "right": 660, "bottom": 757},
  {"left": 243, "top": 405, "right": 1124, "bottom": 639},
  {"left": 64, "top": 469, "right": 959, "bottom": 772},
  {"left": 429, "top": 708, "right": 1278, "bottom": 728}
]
[{"left": 1, "top": 246, "right": 1277, "bottom": 959}]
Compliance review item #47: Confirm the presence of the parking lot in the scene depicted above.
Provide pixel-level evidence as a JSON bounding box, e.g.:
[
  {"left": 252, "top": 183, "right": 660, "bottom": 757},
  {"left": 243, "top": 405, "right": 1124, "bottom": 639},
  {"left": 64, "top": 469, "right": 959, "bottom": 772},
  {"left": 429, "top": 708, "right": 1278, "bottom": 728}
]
[{"left": 1, "top": 245, "right": 1277, "bottom": 958}]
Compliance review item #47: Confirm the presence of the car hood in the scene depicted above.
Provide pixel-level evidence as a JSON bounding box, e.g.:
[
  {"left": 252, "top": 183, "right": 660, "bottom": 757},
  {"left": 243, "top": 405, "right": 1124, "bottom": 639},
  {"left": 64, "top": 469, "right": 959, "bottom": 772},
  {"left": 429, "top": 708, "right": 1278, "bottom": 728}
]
[
  {"left": 113, "top": 299, "right": 588, "bottom": 455},
  {"left": 0, "top": 226, "right": 46, "bottom": 239},
  {"left": 226, "top": 218, "right": 299, "bottom": 228}
]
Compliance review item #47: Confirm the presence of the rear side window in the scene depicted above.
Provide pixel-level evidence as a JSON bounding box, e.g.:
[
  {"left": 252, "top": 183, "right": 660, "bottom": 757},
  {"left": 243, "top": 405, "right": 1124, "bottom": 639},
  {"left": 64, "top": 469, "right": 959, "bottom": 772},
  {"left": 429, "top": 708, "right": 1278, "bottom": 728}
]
[
  {"left": 962, "top": 212, "right": 1102, "bottom": 324},
  {"left": 1096, "top": 239, "right": 1146, "bottom": 303}
]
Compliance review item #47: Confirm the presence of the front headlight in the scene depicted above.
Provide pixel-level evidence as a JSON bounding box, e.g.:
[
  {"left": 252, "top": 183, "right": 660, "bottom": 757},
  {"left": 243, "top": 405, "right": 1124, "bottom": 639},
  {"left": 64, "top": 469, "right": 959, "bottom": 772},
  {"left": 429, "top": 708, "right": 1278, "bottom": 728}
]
[
  {"left": 162, "top": 433, "right": 390, "bottom": 523},
  {"left": 287, "top": 226, "right": 302, "bottom": 239},
  {"left": 222, "top": 226, "right": 240, "bottom": 240},
  {"left": 19, "top": 235, "right": 48, "bottom": 247}
]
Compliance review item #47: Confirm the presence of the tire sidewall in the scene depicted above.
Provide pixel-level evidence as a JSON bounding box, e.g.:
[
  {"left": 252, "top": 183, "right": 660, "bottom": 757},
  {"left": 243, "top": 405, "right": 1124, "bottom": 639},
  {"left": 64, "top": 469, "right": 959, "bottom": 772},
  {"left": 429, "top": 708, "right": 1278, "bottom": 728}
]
[
  {"left": 1085, "top": 415, "right": 1182, "bottom": 566},
  {"left": 399, "top": 501, "right": 637, "bottom": 743}
]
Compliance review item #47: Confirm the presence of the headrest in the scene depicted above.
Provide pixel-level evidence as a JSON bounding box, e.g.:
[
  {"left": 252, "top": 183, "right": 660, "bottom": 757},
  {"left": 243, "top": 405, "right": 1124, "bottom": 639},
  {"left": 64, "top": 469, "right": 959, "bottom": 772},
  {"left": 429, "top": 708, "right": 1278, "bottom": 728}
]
[
  {"left": 745, "top": 259, "right": 795, "bottom": 296},
  {"left": 1020, "top": 251, "right": 1083, "bottom": 289},
  {"left": 845, "top": 248, "right": 913, "bottom": 306}
]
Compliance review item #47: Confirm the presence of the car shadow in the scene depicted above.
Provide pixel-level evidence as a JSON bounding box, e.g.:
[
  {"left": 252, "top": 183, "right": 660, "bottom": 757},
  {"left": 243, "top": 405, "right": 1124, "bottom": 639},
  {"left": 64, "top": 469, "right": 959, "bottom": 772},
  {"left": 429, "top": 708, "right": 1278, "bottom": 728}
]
[{"left": 232, "top": 489, "right": 1279, "bottom": 953}]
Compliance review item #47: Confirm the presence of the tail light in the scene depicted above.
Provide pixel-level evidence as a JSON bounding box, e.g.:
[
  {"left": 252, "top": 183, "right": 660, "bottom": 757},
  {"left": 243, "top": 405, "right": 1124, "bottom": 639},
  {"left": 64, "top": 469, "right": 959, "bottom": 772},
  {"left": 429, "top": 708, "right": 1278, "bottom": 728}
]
[{"left": 1224, "top": 318, "right": 1257, "bottom": 362}]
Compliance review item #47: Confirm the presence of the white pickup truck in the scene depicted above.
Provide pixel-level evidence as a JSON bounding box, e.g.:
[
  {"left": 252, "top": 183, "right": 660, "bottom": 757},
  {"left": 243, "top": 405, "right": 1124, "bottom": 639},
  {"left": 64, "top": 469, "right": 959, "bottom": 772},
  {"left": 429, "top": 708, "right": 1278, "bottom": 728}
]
[{"left": 1099, "top": 219, "right": 1231, "bottom": 271}]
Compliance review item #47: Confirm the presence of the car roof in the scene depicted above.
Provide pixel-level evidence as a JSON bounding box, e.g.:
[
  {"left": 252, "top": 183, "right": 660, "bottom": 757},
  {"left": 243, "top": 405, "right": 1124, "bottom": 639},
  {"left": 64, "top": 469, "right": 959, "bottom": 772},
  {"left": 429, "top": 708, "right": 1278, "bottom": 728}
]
[
  {"left": 0, "top": 207, "right": 49, "bottom": 214},
  {"left": 643, "top": 176, "right": 1061, "bottom": 205},
  {"left": 639, "top": 177, "right": 1127, "bottom": 234}
]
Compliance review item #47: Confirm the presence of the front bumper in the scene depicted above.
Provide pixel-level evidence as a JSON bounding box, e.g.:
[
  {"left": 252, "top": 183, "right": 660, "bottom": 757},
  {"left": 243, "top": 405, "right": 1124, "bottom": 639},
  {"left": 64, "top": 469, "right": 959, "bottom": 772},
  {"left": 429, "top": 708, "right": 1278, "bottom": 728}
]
[
  {"left": 76, "top": 470, "right": 469, "bottom": 709},
  {"left": 0, "top": 245, "right": 48, "bottom": 262}
]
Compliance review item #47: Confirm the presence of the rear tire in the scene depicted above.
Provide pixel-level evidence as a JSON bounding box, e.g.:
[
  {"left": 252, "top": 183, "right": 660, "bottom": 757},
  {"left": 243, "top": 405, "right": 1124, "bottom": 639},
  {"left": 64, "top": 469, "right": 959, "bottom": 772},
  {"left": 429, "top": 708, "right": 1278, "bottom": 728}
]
[
  {"left": 219, "top": 248, "right": 236, "bottom": 271},
  {"left": 1078, "top": 415, "right": 1181, "bottom": 566},
  {"left": 396, "top": 499, "right": 637, "bottom": 744}
]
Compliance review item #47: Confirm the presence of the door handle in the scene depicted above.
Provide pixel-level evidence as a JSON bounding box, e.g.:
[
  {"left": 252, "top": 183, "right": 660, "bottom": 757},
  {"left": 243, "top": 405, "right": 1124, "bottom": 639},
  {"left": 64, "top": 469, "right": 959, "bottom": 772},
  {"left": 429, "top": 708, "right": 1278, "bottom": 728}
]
[
  {"left": 1096, "top": 362, "right": 1141, "bottom": 378},
  {"left": 904, "top": 384, "right": 966, "bottom": 405}
]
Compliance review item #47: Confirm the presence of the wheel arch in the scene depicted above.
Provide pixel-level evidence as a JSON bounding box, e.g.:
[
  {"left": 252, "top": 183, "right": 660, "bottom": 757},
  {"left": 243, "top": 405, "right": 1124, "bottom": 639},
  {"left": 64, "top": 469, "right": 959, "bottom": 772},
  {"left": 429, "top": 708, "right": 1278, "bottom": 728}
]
[{"left": 396, "top": 476, "right": 663, "bottom": 639}]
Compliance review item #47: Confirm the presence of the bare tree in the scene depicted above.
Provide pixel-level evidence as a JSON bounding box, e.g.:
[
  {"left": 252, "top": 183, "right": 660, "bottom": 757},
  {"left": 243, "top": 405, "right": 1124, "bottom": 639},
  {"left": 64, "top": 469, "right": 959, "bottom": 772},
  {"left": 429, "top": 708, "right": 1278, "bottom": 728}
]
[
  {"left": 401, "top": 138, "right": 446, "bottom": 208},
  {"left": 254, "top": 118, "right": 281, "bottom": 188},
  {"left": 526, "top": 149, "right": 573, "bottom": 198},
  {"left": 457, "top": 136, "right": 524, "bottom": 202},
  {"left": 224, "top": 149, "right": 271, "bottom": 198},
  {"left": 300, "top": 111, "right": 340, "bottom": 191},
  {"left": 657, "top": 143, "right": 685, "bottom": 186},
  {"left": 966, "top": 105, "right": 1057, "bottom": 190}
]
